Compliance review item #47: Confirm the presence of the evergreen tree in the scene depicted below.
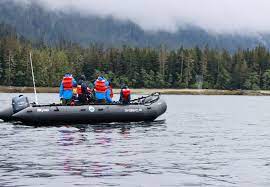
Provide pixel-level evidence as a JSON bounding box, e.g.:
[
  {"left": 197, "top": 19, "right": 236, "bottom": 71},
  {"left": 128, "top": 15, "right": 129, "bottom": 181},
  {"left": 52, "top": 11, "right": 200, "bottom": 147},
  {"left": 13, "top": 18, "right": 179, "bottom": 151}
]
[
  {"left": 262, "top": 70, "right": 270, "bottom": 90},
  {"left": 244, "top": 72, "right": 260, "bottom": 90}
]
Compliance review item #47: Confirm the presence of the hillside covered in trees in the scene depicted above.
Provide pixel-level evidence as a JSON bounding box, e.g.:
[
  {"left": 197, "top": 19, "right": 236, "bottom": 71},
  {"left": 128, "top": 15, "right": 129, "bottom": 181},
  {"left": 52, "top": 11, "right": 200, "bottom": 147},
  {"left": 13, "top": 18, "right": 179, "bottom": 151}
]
[
  {"left": 1, "top": 23, "right": 270, "bottom": 90},
  {"left": 1, "top": 1, "right": 270, "bottom": 51}
]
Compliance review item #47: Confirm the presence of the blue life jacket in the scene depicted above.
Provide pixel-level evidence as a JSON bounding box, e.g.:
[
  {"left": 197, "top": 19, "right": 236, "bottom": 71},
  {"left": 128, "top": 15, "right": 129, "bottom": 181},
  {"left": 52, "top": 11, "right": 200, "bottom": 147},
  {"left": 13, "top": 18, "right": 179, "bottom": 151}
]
[
  {"left": 105, "top": 88, "right": 112, "bottom": 103},
  {"left": 59, "top": 75, "right": 77, "bottom": 100}
]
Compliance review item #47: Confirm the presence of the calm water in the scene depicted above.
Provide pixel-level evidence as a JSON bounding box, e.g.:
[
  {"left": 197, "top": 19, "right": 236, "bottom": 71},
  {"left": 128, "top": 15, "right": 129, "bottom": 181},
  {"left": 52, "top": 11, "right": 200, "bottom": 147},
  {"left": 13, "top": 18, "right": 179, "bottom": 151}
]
[{"left": 1, "top": 93, "right": 270, "bottom": 187}]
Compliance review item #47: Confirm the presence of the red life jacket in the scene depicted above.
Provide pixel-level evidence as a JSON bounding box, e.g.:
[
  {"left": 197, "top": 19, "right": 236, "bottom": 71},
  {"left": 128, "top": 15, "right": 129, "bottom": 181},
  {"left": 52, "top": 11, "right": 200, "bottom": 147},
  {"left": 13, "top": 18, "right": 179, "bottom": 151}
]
[
  {"left": 62, "top": 76, "right": 73, "bottom": 90},
  {"left": 122, "top": 89, "right": 131, "bottom": 100},
  {"left": 77, "top": 85, "right": 82, "bottom": 94},
  {"left": 95, "top": 79, "right": 107, "bottom": 93},
  {"left": 110, "top": 86, "right": 113, "bottom": 98}
]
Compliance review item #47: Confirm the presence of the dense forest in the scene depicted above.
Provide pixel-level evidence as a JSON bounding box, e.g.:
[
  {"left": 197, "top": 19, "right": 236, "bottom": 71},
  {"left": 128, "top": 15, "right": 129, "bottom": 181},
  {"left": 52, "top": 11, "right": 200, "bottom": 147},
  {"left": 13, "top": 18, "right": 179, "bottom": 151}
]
[
  {"left": 1, "top": 23, "right": 270, "bottom": 90},
  {"left": 0, "top": 1, "right": 270, "bottom": 51}
]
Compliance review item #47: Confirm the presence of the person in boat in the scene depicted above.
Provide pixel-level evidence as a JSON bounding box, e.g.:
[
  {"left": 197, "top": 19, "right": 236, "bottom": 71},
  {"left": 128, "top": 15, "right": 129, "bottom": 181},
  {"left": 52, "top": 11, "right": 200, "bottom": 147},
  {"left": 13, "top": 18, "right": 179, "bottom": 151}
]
[
  {"left": 94, "top": 76, "right": 108, "bottom": 104},
  {"left": 59, "top": 73, "right": 77, "bottom": 105},
  {"left": 105, "top": 80, "right": 113, "bottom": 104},
  {"left": 119, "top": 85, "right": 131, "bottom": 104},
  {"left": 72, "top": 84, "right": 78, "bottom": 98},
  {"left": 72, "top": 82, "right": 78, "bottom": 105},
  {"left": 83, "top": 81, "right": 96, "bottom": 103},
  {"left": 108, "top": 79, "right": 114, "bottom": 99},
  {"left": 77, "top": 75, "right": 89, "bottom": 104}
]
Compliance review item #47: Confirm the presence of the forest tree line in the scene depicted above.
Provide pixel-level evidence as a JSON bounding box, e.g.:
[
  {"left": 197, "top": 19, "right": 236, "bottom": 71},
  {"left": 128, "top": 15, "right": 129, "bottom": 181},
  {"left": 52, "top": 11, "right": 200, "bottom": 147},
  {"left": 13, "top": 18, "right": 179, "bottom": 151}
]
[{"left": 1, "top": 26, "right": 270, "bottom": 90}]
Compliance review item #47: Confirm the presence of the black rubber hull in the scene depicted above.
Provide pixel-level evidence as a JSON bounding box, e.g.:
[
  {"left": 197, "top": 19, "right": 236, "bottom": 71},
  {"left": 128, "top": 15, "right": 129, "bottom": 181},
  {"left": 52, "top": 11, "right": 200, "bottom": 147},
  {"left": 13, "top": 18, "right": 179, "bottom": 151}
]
[
  {"left": 6, "top": 99, "right": 167, "bottom": 124},
  {"left": 0, "top": 107, "right": 14, "bottom": 122}
]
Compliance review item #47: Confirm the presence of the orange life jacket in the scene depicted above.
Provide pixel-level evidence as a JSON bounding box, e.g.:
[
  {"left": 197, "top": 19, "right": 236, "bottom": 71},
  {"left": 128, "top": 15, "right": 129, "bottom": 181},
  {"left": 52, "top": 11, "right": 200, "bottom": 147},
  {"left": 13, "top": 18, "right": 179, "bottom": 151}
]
[
  {"left": 110, "top": 86, "right": 113, "bottom": 98},
  {"left": 95, "top": 79, "right": 107, "bottom": 93},
  {"left": 77, "top": 85, "right": 82, "bottom": 95},
  {"left": 62, "top": 76, "right": 73, "bottom": 90},
  {"left": 122, "top": 89, "right": 131, "bottom": 100}
]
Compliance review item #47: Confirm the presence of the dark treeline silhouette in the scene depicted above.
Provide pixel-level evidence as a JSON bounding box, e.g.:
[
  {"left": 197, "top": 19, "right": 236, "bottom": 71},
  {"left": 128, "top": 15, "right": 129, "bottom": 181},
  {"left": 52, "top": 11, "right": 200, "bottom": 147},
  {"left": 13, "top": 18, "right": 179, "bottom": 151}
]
[{"left": 1, "top": 23, "right": 270, "bottom": 90}]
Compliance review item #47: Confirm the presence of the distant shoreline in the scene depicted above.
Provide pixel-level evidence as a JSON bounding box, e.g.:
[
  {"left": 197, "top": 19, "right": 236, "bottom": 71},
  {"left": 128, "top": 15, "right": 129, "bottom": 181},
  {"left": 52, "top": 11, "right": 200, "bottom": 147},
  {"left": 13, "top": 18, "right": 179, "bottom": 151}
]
[{"left": 1, "top": 86, "right": 270, "bottom": 96}]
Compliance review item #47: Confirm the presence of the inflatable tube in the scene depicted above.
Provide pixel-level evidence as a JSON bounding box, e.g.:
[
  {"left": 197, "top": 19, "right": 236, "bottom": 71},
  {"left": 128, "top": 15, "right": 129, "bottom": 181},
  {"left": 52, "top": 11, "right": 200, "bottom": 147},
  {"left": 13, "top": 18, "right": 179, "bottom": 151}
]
[
  {"left": 12, "top": 99, "right": 167, "bottom": 124},
  {"left": 0, "top": 93, "right": 167, "bottom": 125},
  {"left": 0, "top": 107, "right": 14, "bottom": 121}
]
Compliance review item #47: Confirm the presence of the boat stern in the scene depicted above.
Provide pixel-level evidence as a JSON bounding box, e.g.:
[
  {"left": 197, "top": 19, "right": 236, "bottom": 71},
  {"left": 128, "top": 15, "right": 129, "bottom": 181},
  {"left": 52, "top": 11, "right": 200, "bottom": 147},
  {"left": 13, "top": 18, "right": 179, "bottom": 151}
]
[{"left": 0, "top": 107, "right": 14, "bottom": 122}]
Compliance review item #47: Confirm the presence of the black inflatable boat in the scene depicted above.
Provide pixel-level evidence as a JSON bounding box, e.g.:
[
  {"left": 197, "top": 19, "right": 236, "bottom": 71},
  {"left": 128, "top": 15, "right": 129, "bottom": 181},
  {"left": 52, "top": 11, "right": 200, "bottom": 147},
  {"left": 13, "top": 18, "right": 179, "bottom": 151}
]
[{"left": 0, "top": 93, "right": 167, "bottom": 125}]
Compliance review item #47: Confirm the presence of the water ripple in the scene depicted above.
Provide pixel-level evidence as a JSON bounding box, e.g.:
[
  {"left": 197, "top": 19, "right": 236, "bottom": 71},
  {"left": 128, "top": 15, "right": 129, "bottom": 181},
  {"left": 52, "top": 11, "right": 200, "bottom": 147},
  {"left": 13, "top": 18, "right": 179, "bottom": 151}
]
[{"left": 1, "top": 94, "right": 270, "bottom": 186}]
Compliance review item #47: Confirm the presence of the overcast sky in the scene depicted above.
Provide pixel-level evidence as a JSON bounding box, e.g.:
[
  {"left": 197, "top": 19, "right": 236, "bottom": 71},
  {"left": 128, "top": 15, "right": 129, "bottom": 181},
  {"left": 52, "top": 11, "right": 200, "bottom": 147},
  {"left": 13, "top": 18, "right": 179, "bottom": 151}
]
[{"left": 13, "top": 0, "right": 270, "bottom": 34}]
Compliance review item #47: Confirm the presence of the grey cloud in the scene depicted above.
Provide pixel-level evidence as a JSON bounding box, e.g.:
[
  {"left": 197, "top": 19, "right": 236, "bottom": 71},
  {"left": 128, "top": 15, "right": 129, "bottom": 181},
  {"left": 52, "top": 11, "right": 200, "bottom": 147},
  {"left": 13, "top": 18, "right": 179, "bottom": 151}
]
[{"left": 10, "top": 0, "right": 270, "bottom": 34}]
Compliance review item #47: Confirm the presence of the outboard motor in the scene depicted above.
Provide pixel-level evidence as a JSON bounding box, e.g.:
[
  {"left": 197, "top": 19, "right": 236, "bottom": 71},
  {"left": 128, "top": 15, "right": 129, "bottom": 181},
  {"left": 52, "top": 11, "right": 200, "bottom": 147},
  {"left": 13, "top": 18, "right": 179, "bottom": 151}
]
[{"left": 12, "top": 95, "right": 30, "bottom": 113}]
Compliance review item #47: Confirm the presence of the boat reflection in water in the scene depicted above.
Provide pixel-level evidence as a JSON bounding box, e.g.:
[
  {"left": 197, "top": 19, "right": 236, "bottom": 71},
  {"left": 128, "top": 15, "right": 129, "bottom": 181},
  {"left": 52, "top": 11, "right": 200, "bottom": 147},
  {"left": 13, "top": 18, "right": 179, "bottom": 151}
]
[{"left": 55, "top": 122, "right": 165, "bottom": 179}]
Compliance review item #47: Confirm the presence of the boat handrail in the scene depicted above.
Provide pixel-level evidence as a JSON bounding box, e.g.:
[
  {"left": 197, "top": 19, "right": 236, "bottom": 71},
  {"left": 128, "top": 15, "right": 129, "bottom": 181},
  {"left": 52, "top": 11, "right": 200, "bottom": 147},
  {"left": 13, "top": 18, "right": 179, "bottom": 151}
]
[{"left": 129, "top": 92, "right": 160, "bottom": 105}]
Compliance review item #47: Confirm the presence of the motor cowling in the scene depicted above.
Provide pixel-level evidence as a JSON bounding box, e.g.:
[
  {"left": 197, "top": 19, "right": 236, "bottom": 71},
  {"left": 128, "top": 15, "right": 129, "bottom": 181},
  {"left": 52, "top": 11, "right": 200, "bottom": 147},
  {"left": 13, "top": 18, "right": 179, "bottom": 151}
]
[{"left": 12, "top": 95, "right": 30, "bottom": 113}]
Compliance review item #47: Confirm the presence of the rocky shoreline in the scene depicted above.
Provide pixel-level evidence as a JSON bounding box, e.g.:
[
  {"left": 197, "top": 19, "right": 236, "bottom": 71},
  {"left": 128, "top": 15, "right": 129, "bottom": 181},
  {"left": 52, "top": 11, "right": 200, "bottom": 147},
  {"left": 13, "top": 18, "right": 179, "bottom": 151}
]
[{"left": 1, "top": 86, "right": 270, "bottom": 96}]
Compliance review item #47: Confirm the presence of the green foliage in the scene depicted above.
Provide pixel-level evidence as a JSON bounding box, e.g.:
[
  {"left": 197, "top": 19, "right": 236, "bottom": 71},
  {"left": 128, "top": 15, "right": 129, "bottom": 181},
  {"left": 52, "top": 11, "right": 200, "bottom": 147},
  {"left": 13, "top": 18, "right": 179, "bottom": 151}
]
[
  {"left": 216, "top": 64, "right": 231, "bottom": 89},
  {"left": 262, "top": 70, "right": 270, "bottom": 89},
  {"left": 2, "top": 23, "right": 270, "bottom": 90},
  {"left": 243, "top": 72, "right": 260, "bottom": 90}
]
